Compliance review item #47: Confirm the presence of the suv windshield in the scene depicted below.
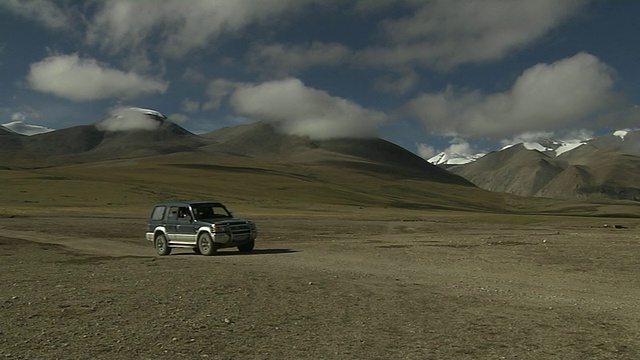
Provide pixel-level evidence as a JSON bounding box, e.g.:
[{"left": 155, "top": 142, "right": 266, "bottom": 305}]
[{"left": 192, "top": 203, "right": 232, "bottom": 221}]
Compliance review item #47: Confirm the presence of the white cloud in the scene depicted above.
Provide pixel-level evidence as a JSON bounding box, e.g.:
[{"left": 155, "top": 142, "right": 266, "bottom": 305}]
[
  {"left": 182, "top": 68, "right": 207, "bottom": 83},
  {"left": 229, "top": 78, "right": 387, "bottom": 140},
  {"left": 373, "top": 70, "right": 419, "bottom": 95},
  {"left": 499, "top": 129, "right": 595, "bottom": 148},
  {"left": 0, "top": 0, "right": 75, "bottom": 31},
  {"left": 97, "top": 107, "right": 163, "bottom": 132},
  {"left": 203, "top": 79, "right": 246, "bottom": 111},
  {"left": 11, "top": 112, "right": 26, "bottom": 121},
  {"left": 418, "top": 138, "right": 482, "bottom": 161},
  {"left": 416, "top": 143, "right": 437, "bottom": 159},
  {"left": 27, "top": 54, "right": 168, "bottom": 102},
  {"left": 406, "top": 53, "right": 619, "bottom": 138},
  {"left": 443, "top": 139, "right": 478, "bottom": 158},
  {"left": 168, "top": 113, "right": 189, "bottom": 124},
  {"left": 247, "top": 42, "right": 351, "bottom": 77},
  {"left": 85, "top": 0, "right": 305, "bottom": 58},
  {"left": 181, "top": 99, "right": 200, "bottom": 113},
  {"left": 500, "top": 131, "right": 556, "bottom": 147},
  {"left": 358, "top": 0, "right": 585, "bottom": 70}
]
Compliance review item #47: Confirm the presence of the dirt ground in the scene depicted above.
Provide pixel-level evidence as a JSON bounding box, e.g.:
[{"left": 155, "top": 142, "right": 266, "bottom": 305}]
[{"left": 1, "top": 212, "right": 640, "bottom": 359}]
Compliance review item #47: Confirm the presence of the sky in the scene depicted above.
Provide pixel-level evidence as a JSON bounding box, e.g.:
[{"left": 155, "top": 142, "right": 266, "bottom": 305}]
[{"left": 1, "top": 0, "right": 639, "bottom": 160}]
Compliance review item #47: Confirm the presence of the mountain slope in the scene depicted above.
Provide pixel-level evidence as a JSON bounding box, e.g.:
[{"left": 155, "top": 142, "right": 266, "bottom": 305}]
[
  {"left": 0, "top": 126, "right": 24, "bottom": 152},
  {"left": 450, "top": 145, "right": 566, "bottom": 196},
  {"left": 3, "top": 115, "right": 638, "bottom": 214},
  {"left": 16, "top": 111, "right": 206, "bottom": 163},
  {"left": 203, "top": 121, "right": 473, "bottom": 186},
  {"left": 449, "top": 130, "right": 640, "bottom": 201}
]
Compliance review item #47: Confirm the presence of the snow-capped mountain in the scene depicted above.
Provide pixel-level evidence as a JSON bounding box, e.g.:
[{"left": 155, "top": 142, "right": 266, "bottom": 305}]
[
  {"left": 428, "top": 136, "right": 591, "bottom": 166},
  {"left": 1, "top": 121, "right": 54, "bottom": 136},
  {"left": 428, "top": 151, "right": 486, "bottom": 165},
  {"left": 447, "top": 129, "right": 640, "bottom": 201},
  {"left": 501, "top": 138, "right": 588, "bottom": 157}
]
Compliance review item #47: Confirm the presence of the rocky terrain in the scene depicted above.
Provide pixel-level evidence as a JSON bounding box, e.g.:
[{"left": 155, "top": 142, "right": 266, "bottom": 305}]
[{"left": 1, "top": 212, "right": 640, "bottom": 359}]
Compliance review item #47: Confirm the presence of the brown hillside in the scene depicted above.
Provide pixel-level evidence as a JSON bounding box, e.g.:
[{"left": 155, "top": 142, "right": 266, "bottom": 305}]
[
  {"left": 204, "top": 121, "right": 472, "bottom": 186},
  {"left": 450, "top": 145, "right": 565, "bottom": 196}
]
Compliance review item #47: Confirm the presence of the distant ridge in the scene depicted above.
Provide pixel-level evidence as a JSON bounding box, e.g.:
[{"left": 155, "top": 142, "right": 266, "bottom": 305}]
[
  {"left": 203, "top": 121, "right": 473, "bottom": 186},
  {"left": 13, "top": 109, "right": 206, "bottom": 162},
  {"left": 1, "top": 121, "right": 54, "bottom": 136},
  {"left": 449, "top": 130, "right": 640, "bottom": 201},
  {"left": 1, "top": 113, "right": 473, "bottom": 188}
]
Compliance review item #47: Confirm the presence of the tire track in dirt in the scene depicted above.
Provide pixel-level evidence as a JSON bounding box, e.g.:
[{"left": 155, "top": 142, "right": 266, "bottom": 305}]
[{"left": 0, "top": 227, "right": 150, "bottom": 257}]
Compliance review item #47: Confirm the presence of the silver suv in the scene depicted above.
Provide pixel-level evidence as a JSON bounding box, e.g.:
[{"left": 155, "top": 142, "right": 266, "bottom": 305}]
[{"left": 145, "top": 201, "right": 257, "bottom": 256}]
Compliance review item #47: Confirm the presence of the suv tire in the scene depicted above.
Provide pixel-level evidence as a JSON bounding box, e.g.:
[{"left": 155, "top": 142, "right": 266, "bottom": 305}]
[
  {"left": 198, "top": 233, "right": 217, "bottom": 256},
  {"left": 154, "top": 234, "right": 171, "bottom": 256},
  {"left": 238, "top": 240, "right": 255, "bottom": 253}
]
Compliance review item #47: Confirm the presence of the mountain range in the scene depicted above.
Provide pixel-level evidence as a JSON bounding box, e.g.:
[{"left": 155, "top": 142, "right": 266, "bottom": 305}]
[
  {"left": 0, "top": 110, "right": 468, "bottom": 185},
  {"left": 446, "top": 130, "right": 640, "bottom": 201},
  {"left": 2, "top": 108, "right": 638, "bottom": 206},
  {"left": 4, "top": 108, "right": 519, "bottom": 214}
]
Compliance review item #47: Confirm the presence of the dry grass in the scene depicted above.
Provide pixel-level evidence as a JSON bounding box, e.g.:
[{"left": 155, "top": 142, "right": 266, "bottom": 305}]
[{"left": 1, "top": 151, "right": 639, "bottom": 220}]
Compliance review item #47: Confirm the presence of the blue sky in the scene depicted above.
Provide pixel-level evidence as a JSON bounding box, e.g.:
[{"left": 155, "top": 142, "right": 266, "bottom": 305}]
[{"left": 1, "top": 0, "right": 639, "bottom": 159}]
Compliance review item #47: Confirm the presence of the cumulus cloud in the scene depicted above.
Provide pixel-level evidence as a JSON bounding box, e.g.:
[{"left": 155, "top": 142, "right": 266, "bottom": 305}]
[
  {"left": 203, "top": 79, "right": 246, "bottom": 111},
  {"left": 181, "top": 99, "right": 200, "bottom": 113},
  {"left": 27, "top": 54, "right": 168, "bottom": 101},
  {"left": 358, "top": 0, "right": 585, "bottom": 70},
  {"left": 85, "top": 0, "right": 304, "bottom": 58},
  {"left": 11, "top": 112, "right": 27, "bottom": 121},
  {"left": 416, "top": 143, "right": 437, "bottom": 159},
  {"left": 373, "top": 70, "right": 419, "bottom": 95},
  {"left": 0, "top": 0, "right": 75, "bottom": 31},
  {"left": 168, "top": 113, "right": 189, "bottom": 124},
  {"left": 182, "top": 68, "right": 207, "bottom": 83},
  {"left": 247, "top": 42, "right": 351, "bottom": 77},
  {"left": 97, "top": 107, "right": 164, "bottom": 132},
  {"left": 499, "top": 129, "right": 595, "bottom": 148},
  {"left": 443, "top": 139, "right": 479, "bottom": 158},
  {"left": 417, "top": 138, "right": 483, "bottom": 161},
  {"left": 500, "top": 131, "right": 555, "bottom": 146},
  {"left": 229, "top": 78, "right": 387, "bottom": 140},
  {"left": 405, "top": 53, "right": 619, "bottom": 139}
]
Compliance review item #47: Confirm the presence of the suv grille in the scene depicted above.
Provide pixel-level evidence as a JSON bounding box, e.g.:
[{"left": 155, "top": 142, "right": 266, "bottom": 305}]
[{"left": 229, "top": 221, "right": 252, "bottom": 236}]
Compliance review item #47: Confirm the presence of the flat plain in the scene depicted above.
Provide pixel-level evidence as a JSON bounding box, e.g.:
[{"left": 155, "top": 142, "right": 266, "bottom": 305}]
[
  {"left": 1, "top": 209, "right": 639, "bottom": 359},
  {"left": 1, "top": 131, "right": 639, "bottom": 359}
]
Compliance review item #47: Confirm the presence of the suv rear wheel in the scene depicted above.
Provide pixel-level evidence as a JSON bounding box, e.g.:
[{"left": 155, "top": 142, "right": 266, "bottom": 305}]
[
  {"left": 154, "top": 234, "right": 171, "bottom": 256},
  {"left": 198, "top": 233, "right": 217, "bottom": 256}
]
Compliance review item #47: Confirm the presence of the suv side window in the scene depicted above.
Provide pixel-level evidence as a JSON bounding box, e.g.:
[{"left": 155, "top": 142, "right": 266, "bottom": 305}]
[
  {"left": 151, "top": 206, "right": 166, "bottom": 221},
  {"left": 177, "top": 206, "right": 192, "bottom": 223},
  {"left": 168, "top": 206, "right": 179, "bottom": 222}
]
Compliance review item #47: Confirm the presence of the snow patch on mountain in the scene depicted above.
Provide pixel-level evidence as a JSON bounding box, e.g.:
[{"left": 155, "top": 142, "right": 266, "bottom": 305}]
[
  {"left": 555, "top": 141, "right": 584, "bottom": 156},
  {"left": 1, "top": 121, "right": 55, "bottom": 136},
  {"left": 502, "top": 139, "right": 586, "bottom": 157},
  {"left": 428, "top": 151, "right": 486, "bottom": 165},
  {"left": 522, "top": 142, "right": 547, "bottom": 152},
  {"left": 613, "top": 130, "right": 628, "bottom": 140},
  {"left": 97, "top": 107, "right": 168, "bottom": 132}
]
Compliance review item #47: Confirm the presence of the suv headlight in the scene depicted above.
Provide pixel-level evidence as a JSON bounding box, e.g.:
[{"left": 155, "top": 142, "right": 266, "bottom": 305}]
[{"left": 214, "top": 224, "right": 229, "bottom": 233}]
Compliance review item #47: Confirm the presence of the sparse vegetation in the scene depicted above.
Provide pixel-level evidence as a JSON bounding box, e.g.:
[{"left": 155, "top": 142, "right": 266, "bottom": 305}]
[{"left": 1, "top": 120, "right": 639, "bottom": 359}]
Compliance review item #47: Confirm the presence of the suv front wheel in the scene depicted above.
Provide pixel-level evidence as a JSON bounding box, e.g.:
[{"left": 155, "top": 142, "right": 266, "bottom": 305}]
[
  {"left": 155, "top": 234, "right": 171, "bottom": 256},
  {"left": 198, "top": 233, "right": 218, "bottom": 256},
  {"left": 238, "top": 240, "right": 255, "bottom": 253}
]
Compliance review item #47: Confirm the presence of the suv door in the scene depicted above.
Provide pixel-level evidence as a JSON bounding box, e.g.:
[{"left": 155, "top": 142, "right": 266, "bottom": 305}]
[
  {"left": 165, "top": 206, "right": 180, "bottom": 241},
  {"left": 175, "top": 206, "right": 196, "bottom": 244}
]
